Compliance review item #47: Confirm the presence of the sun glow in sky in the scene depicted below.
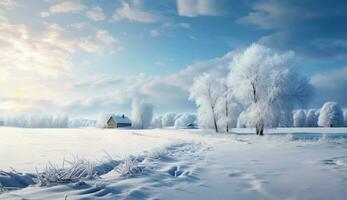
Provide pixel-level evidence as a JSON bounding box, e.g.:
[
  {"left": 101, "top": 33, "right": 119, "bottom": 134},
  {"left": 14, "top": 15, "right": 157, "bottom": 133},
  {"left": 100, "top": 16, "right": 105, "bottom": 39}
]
[{"left": 1, "top": 0, "right": 347, "bottom": 118}]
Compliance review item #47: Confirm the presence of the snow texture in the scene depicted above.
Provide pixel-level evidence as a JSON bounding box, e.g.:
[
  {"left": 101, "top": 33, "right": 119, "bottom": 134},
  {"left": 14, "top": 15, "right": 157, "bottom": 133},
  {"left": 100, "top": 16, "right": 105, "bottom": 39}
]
[{"left": 1, "top": 128, "right": 347, "bottom": 200}]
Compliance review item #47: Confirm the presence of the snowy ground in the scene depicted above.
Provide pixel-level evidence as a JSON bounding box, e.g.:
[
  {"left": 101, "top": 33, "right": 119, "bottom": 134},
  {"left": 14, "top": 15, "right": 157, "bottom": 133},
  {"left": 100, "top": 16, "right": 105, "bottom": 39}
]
[{"left": 1, "top": 127, "right": 347, "bottom": 200}]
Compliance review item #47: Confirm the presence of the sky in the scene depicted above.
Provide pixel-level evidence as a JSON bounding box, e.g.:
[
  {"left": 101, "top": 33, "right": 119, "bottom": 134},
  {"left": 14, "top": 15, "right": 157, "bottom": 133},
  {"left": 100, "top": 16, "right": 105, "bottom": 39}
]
[{"left": 1, "top": 0, "right": 347, "bottom": 118}]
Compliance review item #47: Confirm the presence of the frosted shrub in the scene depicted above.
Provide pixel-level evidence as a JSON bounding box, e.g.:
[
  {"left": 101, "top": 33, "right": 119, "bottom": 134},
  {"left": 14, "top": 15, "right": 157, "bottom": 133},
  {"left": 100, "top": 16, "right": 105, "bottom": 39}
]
[
  {"left": 318, "top": 102, "right": 344, "bottom": 127},
  {"left": 306, "top": 109, "right": 318, "bottom": 127},
  {"left": 114, "top": 157, "right": 143, "bottom": 177},
  {"left": 174, "top": 113, "right": 197, "bottom": 129},
  {"left": 35, "top": 159, "right": 96, "bottom": 186},
  {"left": 293, "top": 110, "right": 306, "bottom": 127},
  {"left": 161, "top": 113, "right": 177, "bottom": 127},
  {"left": 151, "top": 116, "right": 163, "bottom": 128}
]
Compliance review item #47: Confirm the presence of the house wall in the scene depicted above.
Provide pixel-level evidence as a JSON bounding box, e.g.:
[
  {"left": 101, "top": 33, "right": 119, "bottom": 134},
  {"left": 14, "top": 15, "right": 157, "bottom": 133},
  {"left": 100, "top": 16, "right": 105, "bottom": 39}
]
[
  {"left": 107, "top": 120, "right": 117, "bottom": 128},
  {"left": 117, "top": 123, "right": 132, "bottom": 128}
]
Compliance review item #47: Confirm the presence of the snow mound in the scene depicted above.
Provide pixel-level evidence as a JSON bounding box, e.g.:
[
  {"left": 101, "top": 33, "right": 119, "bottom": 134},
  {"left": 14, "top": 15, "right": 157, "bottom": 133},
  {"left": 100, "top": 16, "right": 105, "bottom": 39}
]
[{"left": 0, "top": 171, "right": 35, "bottom": 191}]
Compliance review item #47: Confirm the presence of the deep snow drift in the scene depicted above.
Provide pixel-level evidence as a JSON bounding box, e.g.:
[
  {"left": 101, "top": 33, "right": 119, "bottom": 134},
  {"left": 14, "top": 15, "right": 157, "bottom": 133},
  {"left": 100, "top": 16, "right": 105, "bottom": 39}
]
[{"left": 1, "top": 127, "right": 347, "bottom": 200}]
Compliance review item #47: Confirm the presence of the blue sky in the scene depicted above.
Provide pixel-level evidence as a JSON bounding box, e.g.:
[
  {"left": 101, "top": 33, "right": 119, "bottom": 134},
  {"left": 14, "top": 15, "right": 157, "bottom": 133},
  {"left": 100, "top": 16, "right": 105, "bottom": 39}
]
[{"left": 1, "top": 0, "right": 347, "bottom": 118}]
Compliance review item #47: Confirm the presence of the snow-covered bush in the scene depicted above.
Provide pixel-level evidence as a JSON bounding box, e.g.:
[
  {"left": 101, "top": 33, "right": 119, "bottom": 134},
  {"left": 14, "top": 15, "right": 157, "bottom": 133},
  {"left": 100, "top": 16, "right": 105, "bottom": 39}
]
[
  {"left": 228, "top": 43, "right": 312, "bottom": 135},
  {"left": 161, "top": 113, "right": 177, "bottom": 127},
  {"left": 3, "top": 113, "right": 68, "bottom": 128},
  {"left": 174, "top": 113, "right": 197, "bottom": 129},
  {"left": 151, "top": 116, "right": 162, "bottom": 128},
  {"left": 293, "top": 110, "right": 306, "bottom": 127},
  {"left": 306, "top": 109, "right": 318, "bottom": 127},
  {"left": 131, "top": 98, "right": 153, "bottom": 129},
  {"left": 318, "top": 102, "right": 344, "bottom": 127}
]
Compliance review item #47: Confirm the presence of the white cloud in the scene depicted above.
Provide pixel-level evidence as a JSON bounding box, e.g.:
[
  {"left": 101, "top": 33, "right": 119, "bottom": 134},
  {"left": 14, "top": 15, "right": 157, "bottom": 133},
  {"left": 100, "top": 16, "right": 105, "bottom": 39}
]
[
  {"left": 310, "top": 66, "right": 347, "bottom": 107},
  {"left": 112, "top": 2, "right": 162, "bottom": 23},
  {"left": 149, "top": 22, "right": 190, "bottom": 38},
  {"left": 85, "top": 6, "right": 106, "bottom": 21},
  {"left": 177, "top": 0, "right": 224, "bottom": 17},
  {"left": 0, "top": 23, "right": 73, "bottom": 77},
  {"left": 0, "top": 19, "right": 121, "bottom": 114},
  {"left": 66, "top": 50, "right": 235, "bottom": 115},
  {"left": 49, "top": 1, "right": 87, "bottom": 14}
]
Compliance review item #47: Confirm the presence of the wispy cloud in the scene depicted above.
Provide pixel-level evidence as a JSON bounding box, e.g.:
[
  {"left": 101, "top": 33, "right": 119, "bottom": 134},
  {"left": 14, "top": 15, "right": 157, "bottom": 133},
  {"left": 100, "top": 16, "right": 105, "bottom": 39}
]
[
  {"left": 176, "top": 0, "right": 225, "bottom": 17},
  {"left": 112, "top": 2, "right": 163, "bottom": 23},
  {"left": 49, "top": 1, "right": 87, "bottom": 14},
  {"left": 85, "top": 6, "right": 106, "bottom": 21}
]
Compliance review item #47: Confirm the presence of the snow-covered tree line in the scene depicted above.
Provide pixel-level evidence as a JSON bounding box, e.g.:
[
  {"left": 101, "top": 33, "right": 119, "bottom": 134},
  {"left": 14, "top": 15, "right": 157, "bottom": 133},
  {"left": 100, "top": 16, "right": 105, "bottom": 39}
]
[
  {"left": 189, "top": 44, "right": 313, "bottom": 134},
  {"left": 150, "top": 112, "right": 197, "bottom": 129},
  {"left": 1, "top": 113, "right": 97, "bottom": 128},
  {"left": 291, "top": 102, "right": 346, "bottom": 127},
  {"left": 2, "top": 113, "right": 69, "bottom": 128}
]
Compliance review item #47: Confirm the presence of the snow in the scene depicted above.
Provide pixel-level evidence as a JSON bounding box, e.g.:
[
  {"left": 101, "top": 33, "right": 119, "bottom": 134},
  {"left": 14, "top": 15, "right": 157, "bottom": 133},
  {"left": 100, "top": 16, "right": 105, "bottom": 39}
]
[{"left": 1, "top": 127, "right": 347, "bottom": 199}]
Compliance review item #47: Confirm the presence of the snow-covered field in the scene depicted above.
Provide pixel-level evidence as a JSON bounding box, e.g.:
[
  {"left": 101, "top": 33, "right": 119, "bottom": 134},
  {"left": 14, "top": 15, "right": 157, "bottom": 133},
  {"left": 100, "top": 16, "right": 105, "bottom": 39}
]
[{"left": 1, "top": 127, "right": 347, "bottom": 200}]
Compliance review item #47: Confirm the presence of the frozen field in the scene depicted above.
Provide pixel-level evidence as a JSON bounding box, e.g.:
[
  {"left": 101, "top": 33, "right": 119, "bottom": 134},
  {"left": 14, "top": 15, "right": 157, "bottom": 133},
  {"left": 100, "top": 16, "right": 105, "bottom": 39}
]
[{"left": 1, "top": 127, "right": 347, "bottom": 199}]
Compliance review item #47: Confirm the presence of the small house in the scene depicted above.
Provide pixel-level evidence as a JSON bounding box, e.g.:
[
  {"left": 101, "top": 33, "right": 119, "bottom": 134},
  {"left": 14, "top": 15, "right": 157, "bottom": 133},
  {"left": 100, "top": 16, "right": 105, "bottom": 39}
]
[{"left": 106, "top": 114, "right": 131, "bottom": 128}]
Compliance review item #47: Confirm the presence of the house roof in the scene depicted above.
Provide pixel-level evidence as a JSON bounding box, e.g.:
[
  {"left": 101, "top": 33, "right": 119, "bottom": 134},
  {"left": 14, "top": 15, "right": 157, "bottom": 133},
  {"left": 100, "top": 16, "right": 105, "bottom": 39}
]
[{"left": 109, "top": 115, "right": 131, "bottom": 124}]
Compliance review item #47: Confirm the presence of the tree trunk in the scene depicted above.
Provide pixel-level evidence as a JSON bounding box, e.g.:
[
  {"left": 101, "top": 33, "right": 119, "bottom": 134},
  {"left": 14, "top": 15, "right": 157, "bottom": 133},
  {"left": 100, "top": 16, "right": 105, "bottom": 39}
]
[
  {"left": 226, "top": 100, "right": 229, "bottom": 133},
  {"left": 213, "top": 115, "right": 219, "bottom": 133},
  {"left": 256, "top": 122, "right": 264, "bottom": 136}
]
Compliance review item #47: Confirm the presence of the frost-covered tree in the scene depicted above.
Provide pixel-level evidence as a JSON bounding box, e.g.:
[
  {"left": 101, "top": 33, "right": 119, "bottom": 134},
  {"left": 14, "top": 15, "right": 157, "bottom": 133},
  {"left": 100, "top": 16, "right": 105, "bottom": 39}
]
[
  {"left": 318, "top": 102, "right": 344, "bottom": 127},
  {"left": 189, "top": 73, "right": 223, "bottom": 132},
  {"left": 228, "top": 44, "right": 312, "bottom": 135},
  {"left": 216, "top": 79, "right": 243, "bottom": 132},
  {"left": 344, "top": 109, "right": 347, "bottom": 127},
  {"left": 131, "top": 98, "right": 153, "bottom": 129},
  {"left": 151, "top": 116, "right": 162, "bottom": 128},
  {"left": 96, "top": 113, "right": 111, "bottom": 128},
  {"left": 306, "top": 109, "right": 318, "bottom": 127},
  {"left": 174, "top": 113, "right": 197, "bottom": 129},
  {"left": 161, "top": 113, "right": 177, "bottom": 127},
  {"left": 293, "top": 110, "right": 306, "bottom": 127}
]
